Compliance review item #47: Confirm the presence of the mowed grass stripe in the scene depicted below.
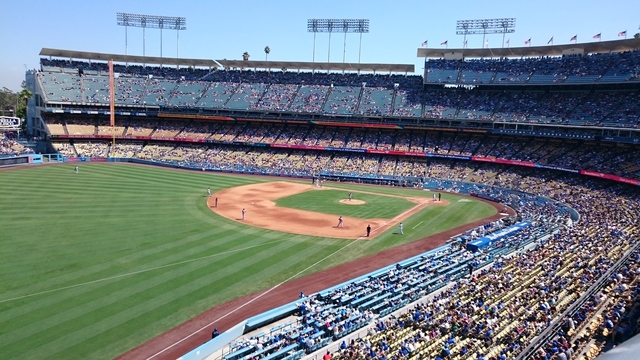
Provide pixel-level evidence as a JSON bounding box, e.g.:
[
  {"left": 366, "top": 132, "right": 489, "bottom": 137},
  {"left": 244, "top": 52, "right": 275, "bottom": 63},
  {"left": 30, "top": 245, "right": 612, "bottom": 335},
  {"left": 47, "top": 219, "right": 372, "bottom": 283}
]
[
  {"left": 275, "top": 189, "right": 416, "bottom": 219},
  {"left": 4, "top": 163, "right": 249, "bottom": 194},
  {"left": 0, "top": 170, "right": 259, "bottom": 294},
  {"left": 76, "top": 237, "right": 345, "bottom": 360},
  {"left": 0, "top": 233, "right": 302, "bottom": 358},
  {"left": 0, "top": 164, "right": 496, "bottom": 360},
  {"left": 2, "top": 231, "right": 324, "bottom": 354},
  {"left": 8, "top": 236, "right": 322, "bottom": 359},
  {"left": 318, "top": 182, "right": 440, "bottom": 197},
  {"left": 0, "top": 238, "right": 256, "bottom": 342},
  {"left": 0, "top": 226, "right": 284, "bottom": 318}
]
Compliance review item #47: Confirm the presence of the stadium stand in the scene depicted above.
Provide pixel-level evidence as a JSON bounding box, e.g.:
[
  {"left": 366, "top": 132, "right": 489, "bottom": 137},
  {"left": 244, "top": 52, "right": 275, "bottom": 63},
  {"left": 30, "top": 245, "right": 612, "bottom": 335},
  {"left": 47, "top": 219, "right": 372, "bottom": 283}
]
[
  {"left": 28, "top": 46, "right": 640, "bottom": 360},
  {"left": 42, "top": 114, "right": 640, "bottom": 182},
  {"left": 0, "top": 133, "right": 33, "bottom": 156},
  {"left": 36, "top": 53, "right": 640, "bottom": 127},
  {"left": 423, "top": 51, "right": 640, "bottom": 85}
]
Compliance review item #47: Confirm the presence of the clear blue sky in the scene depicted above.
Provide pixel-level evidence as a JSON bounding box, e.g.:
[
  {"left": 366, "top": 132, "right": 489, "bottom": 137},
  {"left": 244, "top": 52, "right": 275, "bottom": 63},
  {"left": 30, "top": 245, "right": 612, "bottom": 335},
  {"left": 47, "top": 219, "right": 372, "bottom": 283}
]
[{"left": 1, "top": 0, "right": 639, "bottom": 91}]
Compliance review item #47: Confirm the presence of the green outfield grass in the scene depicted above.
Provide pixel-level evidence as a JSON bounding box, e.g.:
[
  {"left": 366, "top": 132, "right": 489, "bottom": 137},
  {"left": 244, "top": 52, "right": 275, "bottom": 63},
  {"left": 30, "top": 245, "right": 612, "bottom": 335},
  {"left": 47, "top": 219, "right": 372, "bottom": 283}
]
[
  {"left": 0, "top": 163, "right": 495, "bottom": 360},
  {"left": 275, "top": 189, "right": 416, "bottom": 218}
]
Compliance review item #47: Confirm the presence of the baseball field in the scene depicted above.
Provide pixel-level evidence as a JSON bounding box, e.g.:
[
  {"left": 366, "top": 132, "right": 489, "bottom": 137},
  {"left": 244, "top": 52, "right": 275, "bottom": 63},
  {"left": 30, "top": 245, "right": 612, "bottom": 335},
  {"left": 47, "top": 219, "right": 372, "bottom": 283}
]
[{"left": 0, "top": 163, "right": 497, "bottom": 360}]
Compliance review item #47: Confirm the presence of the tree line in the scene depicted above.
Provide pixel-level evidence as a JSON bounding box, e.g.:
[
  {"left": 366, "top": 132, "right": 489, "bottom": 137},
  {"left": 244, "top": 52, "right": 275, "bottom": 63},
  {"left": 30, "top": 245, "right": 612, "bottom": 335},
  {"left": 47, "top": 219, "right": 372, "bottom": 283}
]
[{"left": 0, "top": 87, "right": 32, "bottom": 120}]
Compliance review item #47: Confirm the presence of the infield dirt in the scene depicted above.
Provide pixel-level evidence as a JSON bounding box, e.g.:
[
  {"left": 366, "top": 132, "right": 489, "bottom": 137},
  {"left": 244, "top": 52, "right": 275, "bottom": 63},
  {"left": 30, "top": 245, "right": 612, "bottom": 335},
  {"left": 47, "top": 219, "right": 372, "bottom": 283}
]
[{"left": 208, "top": 181, "right": 447, "bottom": 239}]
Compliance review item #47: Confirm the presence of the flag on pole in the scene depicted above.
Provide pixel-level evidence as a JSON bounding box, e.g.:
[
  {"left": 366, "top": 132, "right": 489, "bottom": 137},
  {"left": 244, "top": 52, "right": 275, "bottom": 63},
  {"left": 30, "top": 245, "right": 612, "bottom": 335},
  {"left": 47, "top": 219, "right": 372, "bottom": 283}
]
[
  {"left": 547, "top": 37, "right": 554, "bottom": 45},
  {"left": 421, "top": 40, "right": 428, "bottom": 46},
  {"left": 524, "top": 38, "right": 531, "bottom": 45},
  {"left": 505, "top": 39, "right": 510, "bottom": 45},
  {"left": 440, "top": 40, "right": 448, "bottom": 45},
  {"left": 592, "top": 33, "right": 601, "bottom": 39},
  {"left": 618, "top": 30, "right": 627, "bottom": 37},
  {"left": 463, "top": 40, "right": 468, "bottom": 46},
  {"left": 484, "top": 40, "right": 489, "bottom": 47},
  {"left": 570, "top": 35, "right": 577, "bottom": 41}
]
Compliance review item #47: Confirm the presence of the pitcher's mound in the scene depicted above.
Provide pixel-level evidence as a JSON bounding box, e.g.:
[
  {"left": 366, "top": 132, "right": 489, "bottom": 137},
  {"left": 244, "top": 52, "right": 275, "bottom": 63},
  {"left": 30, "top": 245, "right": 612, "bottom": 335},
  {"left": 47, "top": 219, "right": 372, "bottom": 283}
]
[{"left": 339, "top": 199, "right": 365, "bottom": 205}]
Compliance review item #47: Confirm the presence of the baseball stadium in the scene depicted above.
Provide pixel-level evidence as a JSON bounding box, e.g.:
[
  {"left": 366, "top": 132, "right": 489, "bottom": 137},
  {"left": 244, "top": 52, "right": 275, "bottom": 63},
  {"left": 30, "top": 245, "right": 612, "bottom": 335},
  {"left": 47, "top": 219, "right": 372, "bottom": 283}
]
[{"left": 2, "top": 15, "right": 640, "bottom": 360}]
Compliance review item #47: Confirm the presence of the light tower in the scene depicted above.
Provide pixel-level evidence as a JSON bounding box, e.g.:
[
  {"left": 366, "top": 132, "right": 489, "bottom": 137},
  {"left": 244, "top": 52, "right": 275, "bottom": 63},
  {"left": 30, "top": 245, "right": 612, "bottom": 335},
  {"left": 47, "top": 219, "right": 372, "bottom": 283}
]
[
  {"left": 456, "top": 18, "right": 515, "bottom": 48},
  {"left": 116, "top": 12, "right": 187, "bottom": 59},
  {"left": 307, "top": 19, "right": 370, "bottom": 63}
]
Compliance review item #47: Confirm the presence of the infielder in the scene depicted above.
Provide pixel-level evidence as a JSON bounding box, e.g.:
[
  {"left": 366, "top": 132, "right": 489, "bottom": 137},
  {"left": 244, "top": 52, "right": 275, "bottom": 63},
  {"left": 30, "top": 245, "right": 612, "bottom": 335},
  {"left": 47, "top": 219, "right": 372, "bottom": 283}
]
[{"left": 337, "top": 216, "right": 344, "bottom": 228}]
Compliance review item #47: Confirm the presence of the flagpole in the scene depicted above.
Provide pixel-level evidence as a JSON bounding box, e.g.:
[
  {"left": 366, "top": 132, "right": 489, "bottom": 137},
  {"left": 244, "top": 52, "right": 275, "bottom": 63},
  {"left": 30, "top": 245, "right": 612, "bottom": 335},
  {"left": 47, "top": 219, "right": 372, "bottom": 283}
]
[{"left": 423, "top": 40, "right": 427, "bottom": 68}]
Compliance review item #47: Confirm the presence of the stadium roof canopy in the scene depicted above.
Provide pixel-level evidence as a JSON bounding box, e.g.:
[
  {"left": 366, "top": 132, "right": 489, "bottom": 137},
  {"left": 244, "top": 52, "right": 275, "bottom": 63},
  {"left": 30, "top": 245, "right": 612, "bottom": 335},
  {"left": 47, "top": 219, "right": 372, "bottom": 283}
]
[
  {"left": 39, "top": 48, "right": 415, "bottom": 73},
  {"left": 216, "top": 59, "right": 414, "bottom": 73},
  {"left": 417, "top": 38, "right": 640, "bottom": 59},
  {"left": 40, "top": 48, "right": 219, "bottom": 68}
]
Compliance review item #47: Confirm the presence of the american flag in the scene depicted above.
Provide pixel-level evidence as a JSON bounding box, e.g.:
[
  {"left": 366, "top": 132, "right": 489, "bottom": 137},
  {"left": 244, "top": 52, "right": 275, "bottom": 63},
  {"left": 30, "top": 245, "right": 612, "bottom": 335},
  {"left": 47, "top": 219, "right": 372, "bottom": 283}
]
[
  {"left": 524, "top": 38, "right": 531, "bottom": 45},
  {"left": 592, "top": 33, "right": 601, "bottom": 39},
  {"left": 440, "top": 40, "right": 448, "bottom": 45},
  {"left": 505, "top": 39, "right": 510, "bottom": 45},
  {"left": 421, "top": 40, "right": 428, "bottom": 46},
  {"left": 547, "top": 37, "right": 554, "bottom": 44},
  {"left": 570, "top": 35, "right": 577, "bottom": 41},
  {"left": 618, "top": 30, "right": 627, "bottom": 37}
]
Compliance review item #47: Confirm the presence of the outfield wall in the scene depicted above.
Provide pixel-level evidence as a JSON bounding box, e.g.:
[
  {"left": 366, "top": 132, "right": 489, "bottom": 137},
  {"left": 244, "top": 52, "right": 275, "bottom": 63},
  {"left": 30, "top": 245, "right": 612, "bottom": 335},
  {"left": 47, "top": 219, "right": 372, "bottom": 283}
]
[
  {"left": 0, "top": 153, "right": 56, "bottom": 167},
  {"left": 39, "top": 150, "right": 640, "bottom": 188}
]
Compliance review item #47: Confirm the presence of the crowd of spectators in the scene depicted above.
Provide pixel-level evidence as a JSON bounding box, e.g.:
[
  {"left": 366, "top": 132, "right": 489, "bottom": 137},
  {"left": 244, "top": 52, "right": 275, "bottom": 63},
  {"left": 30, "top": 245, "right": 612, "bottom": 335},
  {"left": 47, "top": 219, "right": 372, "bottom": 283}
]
[
  {"left": 0, "top": 133, "right": 33, "bottom": 156},
  {"left": 310, "top": 168, "right": 638, "bottom": 360},
  {"left": 39, "top": 55, "right": 640, "bottom": 127},
  {"left": 51, "top": 141, "right": 75, "bottom": 157},
  {"left": 324, "top": 86, "right": 360, "bottom": 115},
  {"left": 46, "top": 116, "right": 640, "bottom": 181},
  {"left": 74, "top": 142, "right": 109, "bottom": 157},
  {"left": 424, "top": 51, "right": 640, "bottom": 84}
]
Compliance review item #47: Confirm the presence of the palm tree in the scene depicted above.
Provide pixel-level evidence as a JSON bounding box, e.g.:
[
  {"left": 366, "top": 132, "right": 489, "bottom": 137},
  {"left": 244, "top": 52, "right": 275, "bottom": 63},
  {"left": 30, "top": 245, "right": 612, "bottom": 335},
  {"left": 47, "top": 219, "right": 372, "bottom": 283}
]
[
  {"left": 242, "top": 52, "right": 250, "bottom": 61},
  {"left": 264, "top": 46, "right": 271, "bottom": 61},
  {"left": 16, "top": 88, "right": 32, "bottom": 120}
]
